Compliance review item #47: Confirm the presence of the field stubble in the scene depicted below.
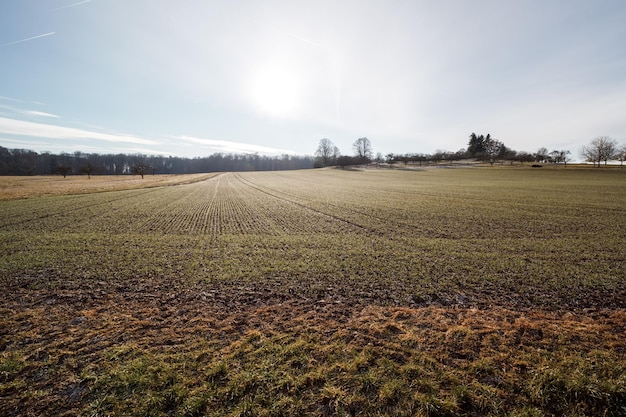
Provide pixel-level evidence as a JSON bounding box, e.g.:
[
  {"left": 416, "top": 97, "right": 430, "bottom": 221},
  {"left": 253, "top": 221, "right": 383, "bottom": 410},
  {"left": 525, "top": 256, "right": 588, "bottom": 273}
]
[{"left": 1, "top": 167, "right": 625, "bottom": 416}]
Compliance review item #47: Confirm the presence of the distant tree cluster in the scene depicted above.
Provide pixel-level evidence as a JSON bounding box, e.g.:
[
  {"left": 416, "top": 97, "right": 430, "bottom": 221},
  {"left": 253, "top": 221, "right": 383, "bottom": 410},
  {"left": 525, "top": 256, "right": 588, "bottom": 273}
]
[
  {"left": 0, "top": 146, "right": 314, "bottom": 176},
  {"left": 467, "top": 133, "right": 626, "bottom": 167},
  {"left": 313, "top": 134, "right": 544, "bottom": 169},
  {"left": 385, "top": 134, "right": 533, "bottom": 167},
  {"left": 385, "top": 150, "right": 468, "bottom": 166},
  {"left": 464, "top": 133, "right": 626, "bottom": 167},
  {"left": 467, "top": 133, "right": 504, "bottom": 163},
  {"left": 469, "top": 133, "right": 582, "bottom": 167},
  {"left": 377, "top": 132, "right": 620, "bottom": 168}
]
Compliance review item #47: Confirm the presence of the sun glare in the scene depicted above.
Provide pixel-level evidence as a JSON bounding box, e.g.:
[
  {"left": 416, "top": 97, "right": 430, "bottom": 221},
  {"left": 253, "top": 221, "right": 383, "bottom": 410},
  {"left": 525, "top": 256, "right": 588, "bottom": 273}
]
[{"left": 249, "top": 63, "right": 301, "bottom": 118}]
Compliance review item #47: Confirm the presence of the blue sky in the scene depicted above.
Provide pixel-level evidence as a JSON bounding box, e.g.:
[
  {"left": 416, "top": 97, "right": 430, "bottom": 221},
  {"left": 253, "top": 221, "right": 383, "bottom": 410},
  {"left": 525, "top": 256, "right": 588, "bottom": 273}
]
[{"left": 1, "top": 0, "right": 625, "bottom": 158}]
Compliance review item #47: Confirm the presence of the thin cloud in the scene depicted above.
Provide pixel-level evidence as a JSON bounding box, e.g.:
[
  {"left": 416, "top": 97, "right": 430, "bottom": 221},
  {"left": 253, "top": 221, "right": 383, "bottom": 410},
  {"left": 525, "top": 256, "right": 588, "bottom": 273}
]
[
  {"left": 288, "top": 33, "right": 323, "bottom": 48},
  {"left": 1, "top": 32, "right": 56, "bottom": 48},
  {"left": 0, "top": 137, "right": 171, "bottom": 157},
  {"left": 0, "top": 96, "right": 23, "bottom": 103},
  {"left": 56, "top": 0, "right": 92, "bottom": 10},
  {"left": 23, "top": 110, "right": 59, "bottom": 118},
  {"left": 0, "top": 117, "right": 157, "bottom": 145},
  {"left": 0, "top": 137, "right": 70, "bottom": 151},
  {"left": 175, "top": 135, "right": 296, "bottom": 155}
]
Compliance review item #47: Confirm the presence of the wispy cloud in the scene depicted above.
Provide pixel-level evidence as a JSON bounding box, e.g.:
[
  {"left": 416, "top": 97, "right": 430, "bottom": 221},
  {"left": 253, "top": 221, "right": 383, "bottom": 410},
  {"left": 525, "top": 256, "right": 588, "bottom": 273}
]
[
  {"left": 1, "top": 32, "right": 56, "bottom": 48},
  {"left": 288, "top": 33, "right": 323, "bottom": 48},
  {"left": 0, "top": 137, "right": 172, "bottom": 156},
  {"left": 0, "top": 96, "right": 24, "bottom": 103},
  {"left": 174, "top": 136, "right": 296, "bottom": 155},
  {"left": 23, "top": 110, "right": 59, "bottom": 118},
  {"left": 56, "top": 0, "right": 92, "bottom": 10},
  {"left": 0, "top": 117, "right": 157, "bottom": 145}
]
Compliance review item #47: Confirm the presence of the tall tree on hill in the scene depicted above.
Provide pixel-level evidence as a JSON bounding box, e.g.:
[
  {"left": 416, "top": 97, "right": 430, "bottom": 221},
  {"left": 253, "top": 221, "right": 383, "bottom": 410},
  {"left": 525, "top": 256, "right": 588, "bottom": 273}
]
[
  {"left": 483, "top": 137, "right": 503, "bottom": 166},
  {"left": 468, "top": 133, "right": 489, "bottom": 157},
  {"left": 314, "top": 138, "right": 340, "bottom": 167},
  {"left": 353, "top": 137, "right": 373, "bottom": 163}
]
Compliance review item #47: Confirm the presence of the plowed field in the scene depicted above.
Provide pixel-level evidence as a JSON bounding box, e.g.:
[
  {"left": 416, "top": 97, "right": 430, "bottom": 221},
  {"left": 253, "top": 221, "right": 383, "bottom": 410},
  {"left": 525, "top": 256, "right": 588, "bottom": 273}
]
[{"left": 1, "top": 167, "right": 625, "bottom": 416}]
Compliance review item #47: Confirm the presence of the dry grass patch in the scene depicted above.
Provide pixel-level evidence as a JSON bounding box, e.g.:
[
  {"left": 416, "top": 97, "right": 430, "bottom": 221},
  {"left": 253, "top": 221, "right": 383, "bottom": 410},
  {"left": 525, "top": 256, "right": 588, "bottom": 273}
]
[
  {"left": 1, "top": 290, "right": 625, "bottom": 416},
  {"left": 0, "top": 173, "right": 218, "bottom": 200}
]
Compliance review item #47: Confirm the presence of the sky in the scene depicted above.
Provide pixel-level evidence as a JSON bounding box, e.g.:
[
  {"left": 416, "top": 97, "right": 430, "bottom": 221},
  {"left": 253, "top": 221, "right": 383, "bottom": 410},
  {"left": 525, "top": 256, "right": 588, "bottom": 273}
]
[{"left": 1, "top": 0, "right": 625, "bottom": 159}]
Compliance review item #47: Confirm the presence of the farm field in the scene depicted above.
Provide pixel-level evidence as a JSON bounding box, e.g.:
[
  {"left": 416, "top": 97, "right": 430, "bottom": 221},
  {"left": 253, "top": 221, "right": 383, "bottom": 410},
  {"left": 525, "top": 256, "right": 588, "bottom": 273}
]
[{"left": 1, "top": 167, "right": 625, "bottom": 416}]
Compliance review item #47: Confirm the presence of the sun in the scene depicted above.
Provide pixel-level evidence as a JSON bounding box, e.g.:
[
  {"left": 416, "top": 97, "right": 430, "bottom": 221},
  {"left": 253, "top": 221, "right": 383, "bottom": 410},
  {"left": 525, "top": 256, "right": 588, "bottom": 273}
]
[{"left": 249, "top": 62, "right": 301, "bottom": 118}]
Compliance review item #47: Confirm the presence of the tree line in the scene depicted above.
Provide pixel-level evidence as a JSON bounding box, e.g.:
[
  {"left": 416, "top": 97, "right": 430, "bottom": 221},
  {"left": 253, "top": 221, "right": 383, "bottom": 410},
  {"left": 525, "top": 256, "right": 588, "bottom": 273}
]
[
  {"left": 314, "top": 134, "right": 626, "bottom": 168},
  {"left": 314, "top": 135, "right": 539, "bottom": 168},
  {"left": 0, "top": 147, "right": 314, "bottom": 176},
  {"left": 2, "top": 133, "right": 624, "bottom": 176}
]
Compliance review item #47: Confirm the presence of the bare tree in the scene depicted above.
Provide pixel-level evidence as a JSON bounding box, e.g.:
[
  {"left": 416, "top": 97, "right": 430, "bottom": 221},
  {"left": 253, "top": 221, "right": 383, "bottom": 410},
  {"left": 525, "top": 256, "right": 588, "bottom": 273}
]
[
  {"left": 557, "top": 150, "right": 571, "bottom": 166},
  {"left": 315, "top": 138, "right": 340, "bottom": 167},
  {"left": 79, "top": 163, "right": 97, "bottom": 179},
  {"left": 56, "top": 165, "right": 71, "bottom": 178},
  {"left": 352, "top": 137, "right": 373, "bottom": 162},
  {"left": 581, "top": 136, "right": 618, "bottom": 167},
  {"left": 132, "top": 161, "right": 151, "bottom": 179},
  {"left": 549, "top": 149, "right": 571, "bottom": 165},
  {"left": 535, "top": 147, "right": 549, "bottom": 163},
  {"left": 483, "top": 137, "right": 503, "bottom": 166},
  {"left": 617, "top": 144, "right": 626, "bottom": 166},
  {"left": 581, "top": 146, "right": 599, "bottom": 167}
]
